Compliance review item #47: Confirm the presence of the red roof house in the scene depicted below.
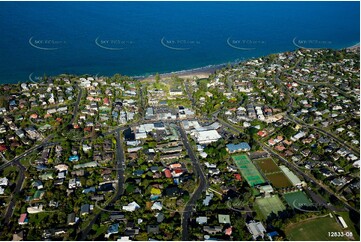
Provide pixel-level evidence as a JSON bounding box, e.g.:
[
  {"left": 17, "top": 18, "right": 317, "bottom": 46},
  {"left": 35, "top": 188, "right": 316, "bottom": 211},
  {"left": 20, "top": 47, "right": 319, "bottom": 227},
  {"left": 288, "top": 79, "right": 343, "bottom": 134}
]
[
  {"left": 103, "top": 97, "right": 110, "bottom": 106},
  {"left": 234, "top": 174, "right": 242, "bottom": 181},
  {"left": 225, "top": 227, "right": 233, "bottom": 236},
  {"left": 257, "top": 130, "right": 267, "bottom": 137},
  {"left": 18, "top": 213, "right": 28, "bottom": 225},
  {"left": 164, "top": 169, "right": 172, "bottom": 178},
  {"left": 0, "top": 145, "right": 7, "bottom": 152}
]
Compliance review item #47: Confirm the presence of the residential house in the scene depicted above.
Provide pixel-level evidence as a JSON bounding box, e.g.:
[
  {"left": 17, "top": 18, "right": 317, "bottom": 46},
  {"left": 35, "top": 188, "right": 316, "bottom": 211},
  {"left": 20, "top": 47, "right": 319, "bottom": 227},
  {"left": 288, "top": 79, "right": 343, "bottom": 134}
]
[
  {"left": 122, "top": 202, "right": 140, "bottom": 212},
  {"left": 196, "top": 216, "right": 208, "bottom": 225},
  {"left": 246, "top": 220, "right": 266, "bottom": 240},
  {"left": 80, "top": 204, "right": 90, "bottom": 216},
  {"left": 203, "top": 226, "right": 223, "bottom": 235},
  {"left": 18, "top": 213, "right": 28, "bottom": 225},
  {"left": 67, "top": 213, "right": 77, "bottom": 225}
]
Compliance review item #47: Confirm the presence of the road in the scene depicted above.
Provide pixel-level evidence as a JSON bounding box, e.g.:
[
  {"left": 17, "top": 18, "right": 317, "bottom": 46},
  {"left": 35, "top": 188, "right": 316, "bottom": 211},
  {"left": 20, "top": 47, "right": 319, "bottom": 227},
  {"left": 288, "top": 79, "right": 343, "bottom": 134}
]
[
  {"left": 70, "top": 86, "right": 83, "bottom": 125},
  {"left": 177, "top": 123, "right": 208, "bottom": 241},
  {"left": 280, "top": 61, "right": 359, "bottom": 155},
  {"left": 0, "top": 136, "right": 58, "bottom": 229},
  {"left": 79, "top": 128, "right": 125, "bottom": 240},
  {"left": 1, "top": 160, "right": 26, "bottom": 226},
  {"left": 258, "top": 141, "right": 359, "bottom": 213},
  {"left": 213, "top": 115, "right": 358, "bottom": 214},
  {"left": 216, "top": 117, "right": 242, "bottom": 134},
  {"left": 0, "top": 135, "right": 55, "bottom": 171}
]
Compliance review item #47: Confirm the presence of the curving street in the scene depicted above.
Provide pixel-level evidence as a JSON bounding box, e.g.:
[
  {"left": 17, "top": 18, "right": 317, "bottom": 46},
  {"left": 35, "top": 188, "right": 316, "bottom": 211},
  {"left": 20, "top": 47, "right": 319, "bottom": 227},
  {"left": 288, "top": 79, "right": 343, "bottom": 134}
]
[
  {"left": 79, "top": 128, "right": 125, "bottom": 240},
  {"left": 177, "top": 123, "right": 208, "bottom": 241}
]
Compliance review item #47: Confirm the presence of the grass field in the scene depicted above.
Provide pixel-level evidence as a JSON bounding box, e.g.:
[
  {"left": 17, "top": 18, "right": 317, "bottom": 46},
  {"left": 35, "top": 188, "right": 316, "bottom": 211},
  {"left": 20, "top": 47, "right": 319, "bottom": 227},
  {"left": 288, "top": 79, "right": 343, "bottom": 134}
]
[
  {"left": 284, "top": 191, "right": 313, "bottom": 209},
  {"left": 335, "top": 212, "right": 360, "bottom": 241},
  {"left": 255, "top": 195, "right": 286, "bottom": 219},
  {"left": 232, "top": 154, "right": 265, "bottom": 187},
  {"left": 285, "top": 215, "right": 350, "bottom": 241},
  {"left": 253, "top": 157, "right": 293, "bottom": 188},
  {"left": 266, "top": 172, "right": 293, "bottom": 188},
  {"left": 254, "top": 158, "right": 280, "bottom": 173},
  {"left": 2, "top": 166, "right": 18, "bottom": 177}
]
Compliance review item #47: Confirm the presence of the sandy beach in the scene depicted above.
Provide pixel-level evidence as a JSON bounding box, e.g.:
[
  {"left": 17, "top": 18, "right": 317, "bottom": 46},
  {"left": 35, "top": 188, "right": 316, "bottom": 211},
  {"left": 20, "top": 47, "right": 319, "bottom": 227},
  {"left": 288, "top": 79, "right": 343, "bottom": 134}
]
[
  {"left": 346, "top": 42, "right": 360, "bottom": 50},
  {"left": 136, "top": 63, "right": 228, "bottom": 82}
]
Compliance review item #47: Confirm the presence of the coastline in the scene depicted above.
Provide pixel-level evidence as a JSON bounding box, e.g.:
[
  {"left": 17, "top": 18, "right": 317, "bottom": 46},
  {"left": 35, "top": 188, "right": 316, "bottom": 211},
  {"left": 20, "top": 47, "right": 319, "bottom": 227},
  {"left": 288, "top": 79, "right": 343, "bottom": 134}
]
[
  {"left": 134, "top": 62, "right": 231, "bottom": 82},
  {"left": 135, "top": 42, "right": 361, "bottom": 82},
  {"left": 346, "top": 42, "right": 360, "bottom": 50},
  {"left": 1, "top": 43, "right": 359, "bottom": 85}
]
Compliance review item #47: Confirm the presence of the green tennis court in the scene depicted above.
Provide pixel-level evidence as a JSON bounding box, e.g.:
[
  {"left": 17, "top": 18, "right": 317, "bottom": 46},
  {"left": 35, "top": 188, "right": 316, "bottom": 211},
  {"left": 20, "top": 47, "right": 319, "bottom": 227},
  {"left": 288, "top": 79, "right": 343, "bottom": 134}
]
[
  {"left": 232, "top": 154, "right": 265, "bottom": 187},
  {"left": 284, "top": 191, "right": 313, "bottom": 209},
  {"left": 255, "top": 195, "right": 286, "bottom": 219}
]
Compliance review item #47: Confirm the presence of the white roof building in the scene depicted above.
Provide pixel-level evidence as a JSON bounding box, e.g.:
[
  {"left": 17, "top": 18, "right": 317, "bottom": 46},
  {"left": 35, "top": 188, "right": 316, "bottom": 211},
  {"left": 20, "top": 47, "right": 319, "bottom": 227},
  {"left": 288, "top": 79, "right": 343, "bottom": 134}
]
[
  {"left": 337, "top": 216, "right": 348, "bottom": 229},
  {"left": 279, "top": 165, "right": 302, "bottom": 186},
  {"left": 291, "top": 131, "right": 306, "bottom": 141},
  {"left": 246, "top": 221, "right": 266, "bottom": 240},
  {"left": 194, "top": 130, "right": 222, "bottom": 144},
  {"left": 27, "top": 204, "right": 44, "bottom": 214},
  {"left": 0, "top": 177, "right": 9, "bottom": 186},
  {"left": 135, "top": 132, "right": 147, "bottom": 140},
  {"left": 122, "top": 201, "right": 140, "bottom": 212},
  {"left": 196, "top": 216, "right": 208, "bottom": 225},
  {"left": 54, "top": 164, "right": 68, "bottom": 172},
  {"left": 151, "top": 202, "right": 163, "bottom": 211},
  {"left": 182, "top": 120, "right": 201, "bottom": 130}
]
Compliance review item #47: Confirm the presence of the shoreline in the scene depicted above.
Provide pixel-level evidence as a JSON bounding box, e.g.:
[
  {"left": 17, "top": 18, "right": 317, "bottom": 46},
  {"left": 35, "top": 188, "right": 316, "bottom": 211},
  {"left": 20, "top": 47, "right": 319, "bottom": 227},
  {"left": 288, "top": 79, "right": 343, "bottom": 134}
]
[
  {"left": 1, "top": 43, "right": 359, "bottom": 85},
  {"left": 135, "top": 42, "right": 361, "bottom": 82},
  {"left": 133, "top": 62, "right": 233, "bottom": 82},
  {"left": 346, "top": 42, "right": 360, "bottom": 50}
]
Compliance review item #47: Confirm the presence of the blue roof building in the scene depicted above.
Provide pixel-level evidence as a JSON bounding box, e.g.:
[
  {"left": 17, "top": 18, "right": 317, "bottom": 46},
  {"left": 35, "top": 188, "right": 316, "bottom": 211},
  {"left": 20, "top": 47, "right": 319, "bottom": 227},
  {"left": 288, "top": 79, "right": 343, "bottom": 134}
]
[
  {"left": 82, "top": 187, "right": 96, "bottom": 194},
  {"left": 68, "top": 155, "right": 79, "bottom": 162},
  {"left": 226, "top": 142, "right": 251, "bottom": 153}
]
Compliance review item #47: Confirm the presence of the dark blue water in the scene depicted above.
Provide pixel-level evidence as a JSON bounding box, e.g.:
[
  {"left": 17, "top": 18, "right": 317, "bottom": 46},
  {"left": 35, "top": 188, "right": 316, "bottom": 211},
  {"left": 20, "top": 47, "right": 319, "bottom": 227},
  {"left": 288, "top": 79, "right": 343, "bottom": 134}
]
[{"left": 0, "top": 1, "right": 359, "bottom": 83}]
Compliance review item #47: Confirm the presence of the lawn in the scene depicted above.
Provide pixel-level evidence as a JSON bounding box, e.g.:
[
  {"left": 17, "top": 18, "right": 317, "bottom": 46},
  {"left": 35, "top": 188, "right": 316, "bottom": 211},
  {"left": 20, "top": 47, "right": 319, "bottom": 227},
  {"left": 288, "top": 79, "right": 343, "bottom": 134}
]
[
  {"left": 285, "top": 215, "right": 351, "bottom": 241},
  {"left": 335, "top": 212, "right": 360, "bottom": 241},
  {"left": 284, "top": 191, "right": 313, "bottom": 209},
  {"left": 254, "top": 158, "right": 281, "bottom": 174},
  {"left": 255, "top": 195, "right": 286, "bottom": 219},
  {"left": 2, "top": 166, "right": 18, "bottom": 177},
  {"left": 266, "top": 172, "right": 293, "bottom": 188}
]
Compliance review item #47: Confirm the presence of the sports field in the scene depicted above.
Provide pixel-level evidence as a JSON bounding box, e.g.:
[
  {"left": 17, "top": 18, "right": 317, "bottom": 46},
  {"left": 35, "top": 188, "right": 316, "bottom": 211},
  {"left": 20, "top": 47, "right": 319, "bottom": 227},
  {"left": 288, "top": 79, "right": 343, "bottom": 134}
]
[
  {"left": 254, "top": 158, "right": 280, "bottom": 173},
  {"left": 266, "top": 172, "right": 293, "bottom": 188},
  {"left": 284, "top": 191, "right": 313, "bottom": 209},
  {"left": 285, "top": 215, "right": 347, "bottom": 241},
  {"left": 253, "top": 157, "right": 293, "bottom": 188},
  {"left": 255, "top": 195, "right": 286, "bottom": 219},
  {"left": 232, "top": 154, "right": 265, "bottom": 187}
]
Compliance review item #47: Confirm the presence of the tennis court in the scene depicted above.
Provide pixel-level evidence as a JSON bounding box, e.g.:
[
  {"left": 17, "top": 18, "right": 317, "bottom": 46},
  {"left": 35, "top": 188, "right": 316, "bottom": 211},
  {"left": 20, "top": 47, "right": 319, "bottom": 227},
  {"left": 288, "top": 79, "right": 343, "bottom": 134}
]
[
  {"left": 255, "top": 195, "right": 286, "bottom": 219},
  {"left": 232, "top": 154, "right": 265, "bottom": 187},
  {"left": 284, "top": 191, "right": 313, "bottom": 209}
]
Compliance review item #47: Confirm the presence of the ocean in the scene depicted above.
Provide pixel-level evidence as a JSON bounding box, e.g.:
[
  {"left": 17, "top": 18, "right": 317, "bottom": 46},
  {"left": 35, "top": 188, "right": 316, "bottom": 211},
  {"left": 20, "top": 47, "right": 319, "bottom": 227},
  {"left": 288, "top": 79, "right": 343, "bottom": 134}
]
[{"left": 0, "top": 1, "right": 359, "bottom": 83}]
